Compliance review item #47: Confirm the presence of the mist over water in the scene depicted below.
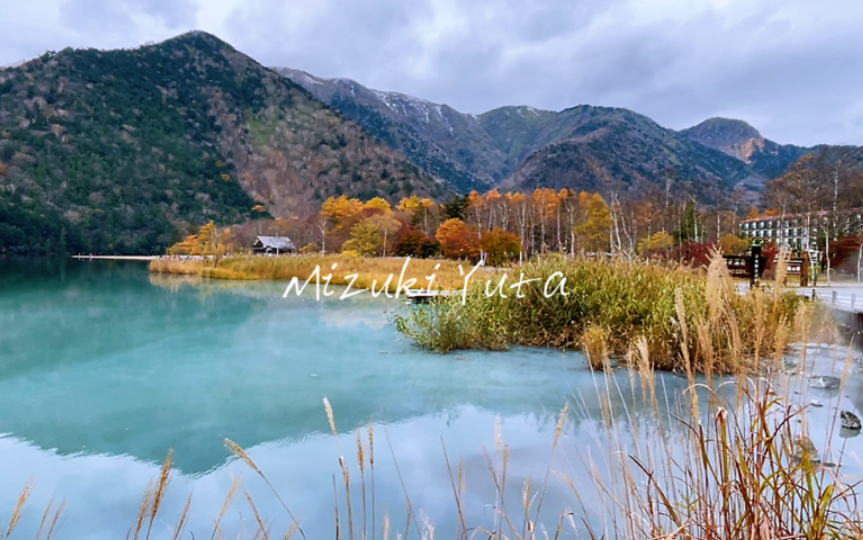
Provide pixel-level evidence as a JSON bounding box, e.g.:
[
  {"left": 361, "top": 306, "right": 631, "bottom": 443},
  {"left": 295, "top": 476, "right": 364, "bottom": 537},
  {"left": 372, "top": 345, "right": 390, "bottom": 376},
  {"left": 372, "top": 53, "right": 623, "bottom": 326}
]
[{"left": 1, "top": 259, "right": 862, "bottom": 539}]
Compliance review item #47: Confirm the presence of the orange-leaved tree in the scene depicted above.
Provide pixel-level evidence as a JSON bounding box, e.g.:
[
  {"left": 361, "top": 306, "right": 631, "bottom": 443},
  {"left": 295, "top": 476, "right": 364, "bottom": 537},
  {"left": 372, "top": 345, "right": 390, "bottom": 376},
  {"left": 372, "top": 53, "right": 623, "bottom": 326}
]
[
  {"left": 196, "top": 221, "right": 228, "bottom": 267},
  {"left": 436, "top": 218, "right": 479, "bottom": 261}
]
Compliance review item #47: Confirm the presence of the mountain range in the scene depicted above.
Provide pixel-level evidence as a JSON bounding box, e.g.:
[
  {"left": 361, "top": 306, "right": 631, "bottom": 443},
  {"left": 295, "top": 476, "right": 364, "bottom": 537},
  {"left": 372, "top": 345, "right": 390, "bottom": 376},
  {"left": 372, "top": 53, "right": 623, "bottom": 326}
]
[
  {"left": 280, "top": 69, "right": 819, "bottom": 205},
  {"left": 0, "top": 31, "right": 843, "bottom": 254},
  {"left": 0, "top": 32, "right": 447, "bottom": 254}
]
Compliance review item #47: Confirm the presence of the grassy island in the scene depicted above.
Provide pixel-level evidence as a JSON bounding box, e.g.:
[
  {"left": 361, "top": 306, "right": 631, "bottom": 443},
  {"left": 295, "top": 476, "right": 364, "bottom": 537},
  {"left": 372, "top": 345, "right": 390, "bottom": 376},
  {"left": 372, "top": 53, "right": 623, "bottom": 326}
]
[{"left": 395, "top": 254, "right": 819, "bottom": 373}]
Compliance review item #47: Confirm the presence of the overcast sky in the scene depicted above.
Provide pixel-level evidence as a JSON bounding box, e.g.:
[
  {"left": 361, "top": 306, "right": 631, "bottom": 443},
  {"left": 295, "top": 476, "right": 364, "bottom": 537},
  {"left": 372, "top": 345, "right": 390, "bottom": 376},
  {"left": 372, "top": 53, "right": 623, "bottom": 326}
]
[{"left": 1, "top": 0, "right": 861, "bottom": 146}]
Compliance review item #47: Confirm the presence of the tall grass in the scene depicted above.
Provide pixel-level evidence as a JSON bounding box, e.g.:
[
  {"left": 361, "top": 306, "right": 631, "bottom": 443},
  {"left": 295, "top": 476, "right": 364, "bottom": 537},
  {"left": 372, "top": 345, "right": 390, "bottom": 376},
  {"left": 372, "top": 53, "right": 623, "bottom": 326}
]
[
  {"left": 570, "top": 333, "right": 863, "bottom": 540},
  {"left": 0, "top": 485, "right": 63, "bottom": 540},
  {"left": 395, "top": 252, "right": 816, "bottom": 373},
  {"left": 150, "top": 254, "right": 489, "bottom": 292}
]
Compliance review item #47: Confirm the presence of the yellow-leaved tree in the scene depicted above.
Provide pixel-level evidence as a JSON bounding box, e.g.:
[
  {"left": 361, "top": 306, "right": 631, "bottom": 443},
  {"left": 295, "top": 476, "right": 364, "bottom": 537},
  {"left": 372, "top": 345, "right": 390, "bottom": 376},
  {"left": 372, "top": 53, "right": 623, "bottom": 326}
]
[
  {"left": 719, "top": 233, "right": 751, "bottom": 255},
  {"left": 574, "top": 194, "right": 612, "bottom": 254},
  {"left": 638, "top": 231, "right": 675, "bottom": 255},
  {"left": 166, "top": 221, "right": 228, "bottom": 267},
  {"left": 364, "top": 197, "right": 393, "bottom": 214},
  {"left": 322, "top": 195, "right": 365, "bottom": 229},
  {"left": 342, "top": 221, "right": 384, "bottom": 256}
]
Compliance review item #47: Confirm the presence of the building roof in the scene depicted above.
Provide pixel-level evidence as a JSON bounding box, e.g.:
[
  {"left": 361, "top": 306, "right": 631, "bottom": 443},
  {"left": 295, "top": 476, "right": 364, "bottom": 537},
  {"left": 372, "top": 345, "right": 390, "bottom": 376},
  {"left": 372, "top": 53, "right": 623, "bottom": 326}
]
[
  {"left": 742, "top": 208, "right": 863, "bottom": 224},
  {"left": 255, "top": 235, "right": 297, "bottom": 251}
]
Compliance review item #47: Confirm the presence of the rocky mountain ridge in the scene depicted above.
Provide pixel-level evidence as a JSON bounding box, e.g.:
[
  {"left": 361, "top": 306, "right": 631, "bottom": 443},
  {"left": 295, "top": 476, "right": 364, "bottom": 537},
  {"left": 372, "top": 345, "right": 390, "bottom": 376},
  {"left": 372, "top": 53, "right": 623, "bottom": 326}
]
[
  {"left": 0, "top": 30, "right": 851, "bottom": 255},
  {"left": 281, "top": 69, "right": 822, "bottom": 205},
  {"left": 680, "top": 117, "right": 813, "bottom": 179}
]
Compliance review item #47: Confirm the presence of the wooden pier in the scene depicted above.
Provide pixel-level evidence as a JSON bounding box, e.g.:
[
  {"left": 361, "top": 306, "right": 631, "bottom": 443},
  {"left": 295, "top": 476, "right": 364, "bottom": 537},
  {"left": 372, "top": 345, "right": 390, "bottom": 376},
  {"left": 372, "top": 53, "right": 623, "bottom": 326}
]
[
  {"left": 405, "top": 290, "right": 456, "bottom": 304},
  {"left": 72, "top": 255, "right": 159, "bottom": 261}
]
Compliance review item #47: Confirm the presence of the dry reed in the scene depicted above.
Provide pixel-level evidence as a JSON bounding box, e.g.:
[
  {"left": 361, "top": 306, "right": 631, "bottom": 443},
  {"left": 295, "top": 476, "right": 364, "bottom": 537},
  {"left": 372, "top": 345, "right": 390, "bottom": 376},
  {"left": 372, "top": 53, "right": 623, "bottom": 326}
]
[
  {"left": 396, "top": 252, "right": 815, "bottom": 373},
  {"left": 150, "top": 254, "right": 493, "bottom": 292}
]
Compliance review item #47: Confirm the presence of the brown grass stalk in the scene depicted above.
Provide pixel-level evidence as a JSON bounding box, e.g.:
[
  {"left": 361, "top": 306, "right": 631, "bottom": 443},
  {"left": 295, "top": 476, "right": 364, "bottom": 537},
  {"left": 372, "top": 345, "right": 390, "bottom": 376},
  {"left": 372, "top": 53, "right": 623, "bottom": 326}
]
[{"left": 2, "top": 485, "right": 32, "bottom": 540}]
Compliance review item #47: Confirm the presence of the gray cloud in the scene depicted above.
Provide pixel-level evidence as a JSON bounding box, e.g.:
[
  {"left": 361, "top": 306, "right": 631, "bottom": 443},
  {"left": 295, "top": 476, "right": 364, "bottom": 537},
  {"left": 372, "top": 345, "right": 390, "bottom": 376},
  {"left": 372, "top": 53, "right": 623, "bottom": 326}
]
[
  {"left": 1, "top": 0, "right": 862, "bottom": 146},
  {"left": 60, "top": 0, "right": 197, "bottom": 35}
]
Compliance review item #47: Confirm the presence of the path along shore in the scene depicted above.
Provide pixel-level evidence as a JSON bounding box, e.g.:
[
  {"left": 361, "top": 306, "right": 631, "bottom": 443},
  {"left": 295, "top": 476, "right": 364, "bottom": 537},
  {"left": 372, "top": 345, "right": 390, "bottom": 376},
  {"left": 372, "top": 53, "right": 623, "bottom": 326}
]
[{"left": 72, "top": 255, "right": 160, "bottom": 261}]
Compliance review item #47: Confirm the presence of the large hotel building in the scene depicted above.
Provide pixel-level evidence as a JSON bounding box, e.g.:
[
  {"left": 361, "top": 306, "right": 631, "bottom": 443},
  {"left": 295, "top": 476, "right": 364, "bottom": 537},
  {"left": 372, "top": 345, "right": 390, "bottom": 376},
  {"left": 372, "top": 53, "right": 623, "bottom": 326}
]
[{"left": 740, "top": 210, "right": 863, "bottom": 250}]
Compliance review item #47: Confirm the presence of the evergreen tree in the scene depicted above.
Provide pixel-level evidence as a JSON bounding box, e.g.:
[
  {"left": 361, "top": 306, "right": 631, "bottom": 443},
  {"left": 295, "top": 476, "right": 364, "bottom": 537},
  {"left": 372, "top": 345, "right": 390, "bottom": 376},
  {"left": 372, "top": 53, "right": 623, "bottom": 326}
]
[
  {"left": 441, "top": 196, "right": 469, "bottom": 221},
  {"left": 676, "top": 200, "right": 702, "bottom": 244}
]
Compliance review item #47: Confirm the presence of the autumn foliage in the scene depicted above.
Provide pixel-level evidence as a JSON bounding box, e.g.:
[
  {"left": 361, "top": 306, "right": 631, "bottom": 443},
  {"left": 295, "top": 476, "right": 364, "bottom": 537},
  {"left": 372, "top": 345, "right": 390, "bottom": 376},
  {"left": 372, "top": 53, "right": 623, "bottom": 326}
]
[
  {"left": 394, "top": 228, "right": 440, "bottom": 258},
  {"left": 192, "top": 181, "right": 790, "bottom": 270},
  {"left": 479, "top": 228, "right": 521, "bottom": 266},
  {"left": 829, "top": 234, "right": 863, "bottom": 271},
  {"left": 436, "top": 218, "right": 480, "bottom": 260},
  {"left": 166, "top": 221, "right": 231, "bottom": 266}
]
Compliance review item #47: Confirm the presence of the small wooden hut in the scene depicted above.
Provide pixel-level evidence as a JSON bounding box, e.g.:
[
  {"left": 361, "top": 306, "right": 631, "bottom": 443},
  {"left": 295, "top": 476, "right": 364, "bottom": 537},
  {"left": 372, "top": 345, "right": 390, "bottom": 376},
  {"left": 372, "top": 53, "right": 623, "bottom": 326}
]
[{"left": 252, "top": 235, "right": 297, "bottom": 255}]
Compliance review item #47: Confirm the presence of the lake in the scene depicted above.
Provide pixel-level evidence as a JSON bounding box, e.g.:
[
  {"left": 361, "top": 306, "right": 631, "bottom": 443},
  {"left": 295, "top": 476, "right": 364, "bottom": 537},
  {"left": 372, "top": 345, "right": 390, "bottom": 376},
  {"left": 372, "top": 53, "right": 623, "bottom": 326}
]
[{"left": 1, "top": 259, "right": 862, "bottom": 539}]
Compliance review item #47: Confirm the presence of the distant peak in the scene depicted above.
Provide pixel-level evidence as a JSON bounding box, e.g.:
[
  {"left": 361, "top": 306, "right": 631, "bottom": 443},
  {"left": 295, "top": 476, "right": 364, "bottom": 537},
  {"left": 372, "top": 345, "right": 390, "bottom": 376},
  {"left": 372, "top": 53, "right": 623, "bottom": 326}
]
[
  {"left": 481, "top": 105, "right": 555, "bottom": 117},
  {"left": 153, "top": 30, "right": 231, "bottom": 49},
  {"left": 686, "top": 117, "right": 762, "bottom": 139},
  {"left": 681, "top": 117, "right": 766, "bottom": 163}
]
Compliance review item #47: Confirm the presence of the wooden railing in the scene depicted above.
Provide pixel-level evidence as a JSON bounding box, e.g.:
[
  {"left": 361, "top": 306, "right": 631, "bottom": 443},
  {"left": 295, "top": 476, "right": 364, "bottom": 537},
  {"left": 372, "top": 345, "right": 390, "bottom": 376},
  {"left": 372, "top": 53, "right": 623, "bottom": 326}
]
[{"left": 799, "top": 289, "right": 862, "bottom": 313}]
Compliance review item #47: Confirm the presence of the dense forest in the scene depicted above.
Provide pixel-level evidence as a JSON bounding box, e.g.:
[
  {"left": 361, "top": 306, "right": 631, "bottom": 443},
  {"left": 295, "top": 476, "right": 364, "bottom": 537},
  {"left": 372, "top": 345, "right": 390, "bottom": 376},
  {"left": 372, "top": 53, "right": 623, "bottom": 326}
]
[
  {"left": 186, "top": 148, "right": 863, "bottom": 277},
  {"left": 0, "top": 39, "right": 261, "bottom": 254},
  {"left": 0, "top": 32, "right": 444, "bottom": 255}
]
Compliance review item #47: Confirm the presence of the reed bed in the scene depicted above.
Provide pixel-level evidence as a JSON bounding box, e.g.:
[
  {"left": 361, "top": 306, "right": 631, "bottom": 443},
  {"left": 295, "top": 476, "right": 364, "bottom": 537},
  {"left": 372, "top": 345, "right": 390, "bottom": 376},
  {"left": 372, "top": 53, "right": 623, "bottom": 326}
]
[
  {"left": 570, "top": 313, "right": 857, "bottom": 537},
  {"left": 395, "top": 251, "right": 817, "bottom": 373},
  {"left": 150, "top": 254, "right": 488, "bottom": 292}
]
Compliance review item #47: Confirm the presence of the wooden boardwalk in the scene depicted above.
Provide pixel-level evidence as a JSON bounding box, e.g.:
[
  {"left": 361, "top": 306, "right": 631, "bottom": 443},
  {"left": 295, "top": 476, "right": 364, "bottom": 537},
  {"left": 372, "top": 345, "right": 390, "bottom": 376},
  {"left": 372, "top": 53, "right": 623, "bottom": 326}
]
[
  {"left": 72, "top": 255, "right": 159, "bottom": 261},
  {"left": 405, "top": 290, "right": 456, "bottom": 304},
  {"left": 736, "top": 282, "right": 863, "bottom": 315},
  {"left": 799, "top": 288, "right": 863, "bottom": 314}
]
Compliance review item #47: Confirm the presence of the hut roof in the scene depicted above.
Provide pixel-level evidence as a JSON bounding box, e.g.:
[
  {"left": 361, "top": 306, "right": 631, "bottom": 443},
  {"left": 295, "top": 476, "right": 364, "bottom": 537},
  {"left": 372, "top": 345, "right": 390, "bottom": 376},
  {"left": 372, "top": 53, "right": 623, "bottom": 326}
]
[{"left": 255, "top": 235, "right": 297, "bottom": 251}]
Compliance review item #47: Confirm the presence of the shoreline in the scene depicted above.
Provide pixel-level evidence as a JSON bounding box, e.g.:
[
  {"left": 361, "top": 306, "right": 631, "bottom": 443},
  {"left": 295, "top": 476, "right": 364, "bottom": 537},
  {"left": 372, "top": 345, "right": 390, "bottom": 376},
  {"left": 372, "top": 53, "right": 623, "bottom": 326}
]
[
  {"left": 72, "top": 255, "right": 160, "bottom": 261},
  {"left": 148, "top": 254, "right": 497, "bottom": 291}
]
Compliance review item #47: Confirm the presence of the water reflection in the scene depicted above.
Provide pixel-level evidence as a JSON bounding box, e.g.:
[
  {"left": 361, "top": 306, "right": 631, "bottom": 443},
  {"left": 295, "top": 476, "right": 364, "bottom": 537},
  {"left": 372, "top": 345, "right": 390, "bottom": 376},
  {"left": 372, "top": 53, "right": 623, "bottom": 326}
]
[
  {"left": 0, "top": 261, "right": 592, "bottom": 538},
  {"left": 2, "top": 261, "right": 863, "bottom": 539}
]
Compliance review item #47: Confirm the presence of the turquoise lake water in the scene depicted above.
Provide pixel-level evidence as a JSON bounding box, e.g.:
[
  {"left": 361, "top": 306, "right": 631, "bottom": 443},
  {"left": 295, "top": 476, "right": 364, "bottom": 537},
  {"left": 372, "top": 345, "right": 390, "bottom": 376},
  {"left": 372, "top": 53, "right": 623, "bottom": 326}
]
[{"left": 1, "top": 259, "right": 862, "bottom": 539}]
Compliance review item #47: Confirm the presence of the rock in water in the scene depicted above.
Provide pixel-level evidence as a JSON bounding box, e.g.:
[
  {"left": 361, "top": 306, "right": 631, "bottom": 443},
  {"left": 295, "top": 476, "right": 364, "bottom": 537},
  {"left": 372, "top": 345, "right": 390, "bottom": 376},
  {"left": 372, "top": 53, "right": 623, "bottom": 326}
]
[
  {"left": 810, "top": 376, "right": 841, "bottom": 389},
  {"left": 793, "top": 435, "right": 820, "bottom": 464},
  {"left": 841, "top": 411, "right": 862, "bottom": 431}
]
